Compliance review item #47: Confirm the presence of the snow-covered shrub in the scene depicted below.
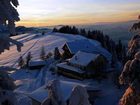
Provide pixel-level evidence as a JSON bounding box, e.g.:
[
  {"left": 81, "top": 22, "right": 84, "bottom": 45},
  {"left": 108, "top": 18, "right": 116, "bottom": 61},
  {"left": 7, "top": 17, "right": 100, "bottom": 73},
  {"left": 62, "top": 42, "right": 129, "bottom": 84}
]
[
  {"left": 0, "top": 71, "right": 16, "bottom": 90},
  {"left": 26, "top": 52, "right": 32, "bottom": 67},
  {"left": 40, "top": 46, "right": 46, "bottom": 60},
  {"left": 18, "top": 56, "right": 25, "bottom": 68},
  {"left": 46, "top": 52, "right": 53, "bottom": 59},
  {"left": 54, "top": 47, "right": 61, "bottom": 60}
]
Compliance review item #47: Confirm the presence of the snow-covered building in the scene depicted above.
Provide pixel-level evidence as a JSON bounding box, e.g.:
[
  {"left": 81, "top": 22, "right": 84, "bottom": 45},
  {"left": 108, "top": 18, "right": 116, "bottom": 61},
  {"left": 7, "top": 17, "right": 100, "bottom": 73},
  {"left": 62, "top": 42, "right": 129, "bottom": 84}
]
[
  {"left": 57, "top": 62, "right": 85, "bottom": 80},
  {"left": 28, "top": 80, "right": 98, "bottom": 105},
  {"left": 57, "top": 51, "right": 106, "bottom": 79},
  {"left": 62, "top": 39, "right": 112, "bottom": 62},
  {"left": 29, "top": 60, "right": 46, "bottom": 70}
]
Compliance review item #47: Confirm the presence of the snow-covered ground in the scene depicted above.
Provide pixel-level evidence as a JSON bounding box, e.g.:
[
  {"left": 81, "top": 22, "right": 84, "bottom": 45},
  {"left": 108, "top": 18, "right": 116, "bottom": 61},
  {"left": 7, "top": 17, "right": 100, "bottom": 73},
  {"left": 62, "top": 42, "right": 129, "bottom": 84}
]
[
  {"left": 0, "top": 32, "right": 99, "bottom": 67},
  {"left": 0, "top": 32, "right": 123, "bottom": 105},
  {"left": 11, "top": 67, "right": 124, "bottom": 105}
]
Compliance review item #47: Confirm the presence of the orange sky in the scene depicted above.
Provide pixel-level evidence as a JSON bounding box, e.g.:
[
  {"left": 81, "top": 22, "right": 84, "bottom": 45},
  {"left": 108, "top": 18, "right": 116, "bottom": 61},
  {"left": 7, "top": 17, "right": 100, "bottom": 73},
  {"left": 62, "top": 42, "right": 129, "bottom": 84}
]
[{"left": 16, "top": 0, "right": 140, "bottom": 27}]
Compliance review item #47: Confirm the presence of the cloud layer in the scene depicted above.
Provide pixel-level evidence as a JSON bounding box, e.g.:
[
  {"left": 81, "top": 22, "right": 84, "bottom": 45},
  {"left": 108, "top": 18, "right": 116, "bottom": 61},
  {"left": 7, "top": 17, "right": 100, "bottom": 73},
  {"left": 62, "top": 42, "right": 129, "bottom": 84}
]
[{"left": 17, "top": 0, "right": 140, "bottom": 26}]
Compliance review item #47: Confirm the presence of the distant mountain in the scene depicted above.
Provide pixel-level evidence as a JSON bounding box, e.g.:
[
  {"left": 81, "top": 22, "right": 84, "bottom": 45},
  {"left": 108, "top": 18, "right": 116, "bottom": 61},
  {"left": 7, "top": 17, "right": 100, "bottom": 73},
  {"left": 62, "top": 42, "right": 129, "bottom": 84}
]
[
  {"left": 4, "top": 19, "right": 133, "bottom": 43},
  {"left": 75, "top": 20, "right": 138, "bottom": 44},
  {"left": 49, "top": 20, "right": 138, "bottom": 44},
  {"left": 94, "top": 20, "right": 138, "bottom": 26}
]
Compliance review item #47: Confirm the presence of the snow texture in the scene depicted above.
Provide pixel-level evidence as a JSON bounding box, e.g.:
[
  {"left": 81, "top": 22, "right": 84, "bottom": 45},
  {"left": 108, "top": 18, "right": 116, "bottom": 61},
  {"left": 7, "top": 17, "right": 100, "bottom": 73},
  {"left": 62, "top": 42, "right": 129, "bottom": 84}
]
[
  {"left": 16, "top": 94, "right": 32, "bottom": 105},
  {"left": 0, "top": 32, "right": 111, "bottom": 67},
  {"left": 64, "top": 39, "right": 112, "bottom": 62},
  {"left": 0, "top": 90, "right": 18, "bottom": 105},
  {"left": 0, "top": 32, "right": 119, "bottom": 105},
  {"left": 29, "top": 60, "right": 46, "bottom": 67},
  {"left": 69, "top": 85, "right": 91, "bottom": 105},
  {"left": 69, "top": 51, "right": 99, "bottom": 67}
]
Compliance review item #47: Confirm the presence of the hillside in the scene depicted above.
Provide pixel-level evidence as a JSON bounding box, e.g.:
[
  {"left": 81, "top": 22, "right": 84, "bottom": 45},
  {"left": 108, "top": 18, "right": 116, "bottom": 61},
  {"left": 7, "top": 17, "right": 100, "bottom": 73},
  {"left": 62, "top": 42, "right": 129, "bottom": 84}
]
[
  {"left": 0, "top": 32, "right": 125, "bottom": 105},
  {"left": 0, "top": 32, "right": 101, "bottom": 67}
]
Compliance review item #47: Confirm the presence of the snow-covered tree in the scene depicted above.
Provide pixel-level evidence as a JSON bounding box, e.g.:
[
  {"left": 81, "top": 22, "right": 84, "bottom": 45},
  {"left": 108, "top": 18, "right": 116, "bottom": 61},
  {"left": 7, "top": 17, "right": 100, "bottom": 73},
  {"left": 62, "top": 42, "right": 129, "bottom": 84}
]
[
  {"left": 40, "top": 46, "right": 46, "bottom": 60},
  {"left": 119, "top": 16, "right": 140, "bottom": 104},
  {"left": 0, "top": 0, "right": 23, "bottom": 54},
  {"left": 119, "top": 49, "right": 140, "bottom": 105},
  {"left": 18, "top": 56, "right": 25, "bottom": 68},
  {"left": 54, "top": 47, "right": 61, "bottom": 60},
  {"left": 131, "top": 15, "right": 140, "bottom": 30},
  {"left": 46, "top": 52, "right": 53, "bottom": 59},
  {"left": 26, "top": 52, "right": 32, "bottom": 67},
  {"left": 0, "top": 71, "right": 17, "bottom": 105},
  {"left": 42, "top": 31, "right": 45, "bottom": 35},
  {"left": 131, "top": 15, "right": 140, "bottom": 35},
  {"left": 0, "top": 0, "right": 23, "bottom": 105}
]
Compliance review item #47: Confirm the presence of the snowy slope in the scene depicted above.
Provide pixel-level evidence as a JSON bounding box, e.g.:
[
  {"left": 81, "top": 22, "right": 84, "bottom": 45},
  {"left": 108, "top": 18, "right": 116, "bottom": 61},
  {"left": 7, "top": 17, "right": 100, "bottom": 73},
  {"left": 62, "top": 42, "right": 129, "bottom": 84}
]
[
  {"left": 0, "top": 32, "right": 105, "bottom": 67},
  {"left": 0, "top": 32, "right": 123, "bottom": 105}
]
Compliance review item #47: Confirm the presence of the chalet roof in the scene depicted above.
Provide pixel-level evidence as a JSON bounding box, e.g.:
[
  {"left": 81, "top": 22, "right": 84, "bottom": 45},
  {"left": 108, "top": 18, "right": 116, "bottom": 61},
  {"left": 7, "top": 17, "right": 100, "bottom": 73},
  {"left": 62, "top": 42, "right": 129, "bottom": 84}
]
[
  {"left": 69, "top": 51, "right": 99, "bottom": 67},
  {"left": 65, "top": 39, "right": 95, "bottom": 54},
  {"left": 29, "top": 60, "right": 46, "bottom": 67},
  {"left": 63, "top": 39, "right": 112, "bottom": 62}
]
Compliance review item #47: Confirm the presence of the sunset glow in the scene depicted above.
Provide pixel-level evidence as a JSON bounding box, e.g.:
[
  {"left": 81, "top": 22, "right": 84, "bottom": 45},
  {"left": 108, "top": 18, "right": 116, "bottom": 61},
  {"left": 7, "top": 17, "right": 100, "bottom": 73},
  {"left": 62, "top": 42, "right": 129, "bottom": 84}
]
[{"left": 17, "top": 0, "right": 140, "bottom": 27}]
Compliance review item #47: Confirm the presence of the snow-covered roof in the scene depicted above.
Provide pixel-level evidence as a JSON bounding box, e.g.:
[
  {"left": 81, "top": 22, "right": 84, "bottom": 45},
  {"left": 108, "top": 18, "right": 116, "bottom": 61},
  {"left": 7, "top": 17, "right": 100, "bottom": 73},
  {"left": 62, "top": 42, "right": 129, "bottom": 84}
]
[
  {"left": 28, "top": 80, "right": 96, "bottom": 103},
  {"left": 57, "top": 62, "right": 85, "bottom": 74},
  {"left": 69, "top": 51, "right": 99, "bottom": 67},
  {"left": 65, "top": 39, "right": 96, "bottom": 54},
  {"left": 28, "top": 81, "right": 73, "bottom": 103},
  {"left": 29, "top": 86, "right": 48, "bottom": 103},
  {"left": 29, "top": 60, "right": 46, "bottom": 67},
  {"left": 64, "top": 39, "right": 112, "bottom": 62}
]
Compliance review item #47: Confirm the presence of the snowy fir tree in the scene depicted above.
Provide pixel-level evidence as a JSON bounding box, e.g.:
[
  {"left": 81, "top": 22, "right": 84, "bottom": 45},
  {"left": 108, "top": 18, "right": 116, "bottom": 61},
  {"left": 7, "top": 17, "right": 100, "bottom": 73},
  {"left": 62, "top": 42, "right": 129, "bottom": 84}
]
[
  {"left": 26, "top": 52, "right": 32, "bottom": 67},
  {"left": 0, "top": 0, "right": 23, "bottom": 54},
  {"left": 46, "top": 52, "right": 53, "bottom": 59},
  {"left": 54, "top": 47, "right": 61, "bottom": 60},
  {"left": 131, "top": 15, "right": 140, "bottom": 30},
  {"left": 0, "top": 0, "right": 24, "bottom": 104},
  {"left": 40, "top": 46, "right": 46, "bottom": 60},
  {"left": 42, "top": 31, "right": 45, "bottom": 35},
  {"left": 18, "top": 56, "right": 25, "bottom": 68},
  {"left": 119, "top": 15, "right": 140, "bottom": 105}
]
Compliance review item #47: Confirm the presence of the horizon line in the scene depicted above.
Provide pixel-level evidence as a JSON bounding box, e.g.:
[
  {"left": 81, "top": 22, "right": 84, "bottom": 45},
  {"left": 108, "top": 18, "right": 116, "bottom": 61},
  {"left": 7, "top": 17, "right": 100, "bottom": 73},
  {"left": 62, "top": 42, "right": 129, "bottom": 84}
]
[{"left": 16, "top": 19, "right": 138, "bottom": 28}]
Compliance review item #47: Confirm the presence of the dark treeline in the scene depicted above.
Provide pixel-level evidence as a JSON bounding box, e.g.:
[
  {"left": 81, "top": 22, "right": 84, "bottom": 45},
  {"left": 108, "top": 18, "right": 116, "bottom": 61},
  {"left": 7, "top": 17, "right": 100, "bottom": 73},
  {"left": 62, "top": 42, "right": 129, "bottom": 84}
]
[{"left": 53, "top": 26, "right": 127, "bottom": 65}]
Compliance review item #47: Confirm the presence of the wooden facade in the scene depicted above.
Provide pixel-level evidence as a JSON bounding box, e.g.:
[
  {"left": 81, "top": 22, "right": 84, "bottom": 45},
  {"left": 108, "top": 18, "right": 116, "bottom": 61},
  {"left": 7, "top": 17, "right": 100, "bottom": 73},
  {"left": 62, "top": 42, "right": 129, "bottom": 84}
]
[
  {"left": 28, "top": 60, "right": 46, "bottom": 70},
  {"left": 57, "top": 54, "right": 107, "bottom": 79},
  {"left": 57, "top": 66, "right": 85, "bottom": 80}
]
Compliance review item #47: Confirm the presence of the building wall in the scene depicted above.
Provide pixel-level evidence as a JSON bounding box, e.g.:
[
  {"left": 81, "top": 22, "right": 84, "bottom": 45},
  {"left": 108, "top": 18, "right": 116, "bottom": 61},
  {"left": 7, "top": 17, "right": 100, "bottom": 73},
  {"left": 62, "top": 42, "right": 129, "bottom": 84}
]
[
  {"left": 30, "top": 97, "right": 41, "bottom": 105},
  {"left": 68, "top": 62, "right": 85, "bottom": 70},
  {"left": 29, "top": 65, "right": 45, "bottom": 70},
  {"left": 57, "top": 67, "right": 84, "bottom": 80}
]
